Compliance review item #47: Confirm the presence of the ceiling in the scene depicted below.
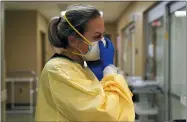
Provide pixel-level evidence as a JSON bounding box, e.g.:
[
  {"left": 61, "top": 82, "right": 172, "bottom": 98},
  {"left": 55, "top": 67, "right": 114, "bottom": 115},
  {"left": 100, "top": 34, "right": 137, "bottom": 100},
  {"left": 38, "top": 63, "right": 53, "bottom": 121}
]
[{"left": 4, "top": 1, "right": 131, "bottom": 22}]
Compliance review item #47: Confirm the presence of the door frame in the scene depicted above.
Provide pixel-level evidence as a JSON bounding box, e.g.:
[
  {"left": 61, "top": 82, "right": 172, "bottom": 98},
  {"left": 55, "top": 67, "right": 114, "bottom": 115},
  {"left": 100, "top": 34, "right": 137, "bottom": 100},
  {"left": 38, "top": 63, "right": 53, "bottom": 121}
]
[
  {"left": 130, "top": 27, "right": 135, "bottom": 76},
  {"left": 145, "top": 1, "right": 169, "bottom": 121},
  {"left": 121, "top": 23, "right": 135, "bottom": 76},
  {"left": 40, "top": 31, "right": 46, "bottom": 70},
  {"left": 1, "top": 1, "right": 6, "bottom": 122}
]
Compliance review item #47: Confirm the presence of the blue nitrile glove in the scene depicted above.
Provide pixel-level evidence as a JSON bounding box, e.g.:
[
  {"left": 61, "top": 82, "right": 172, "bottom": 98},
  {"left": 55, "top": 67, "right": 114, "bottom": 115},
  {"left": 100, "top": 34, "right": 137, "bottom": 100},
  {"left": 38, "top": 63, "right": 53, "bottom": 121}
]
[
  {"left": 88, "top": 38, "right": 115, "bottom": 80},
  {"left": 87, "top": 61, "right": 103, "bottom": 81},
  {"left": 99, "top": 37, "right": 115, "bottom": 68}
]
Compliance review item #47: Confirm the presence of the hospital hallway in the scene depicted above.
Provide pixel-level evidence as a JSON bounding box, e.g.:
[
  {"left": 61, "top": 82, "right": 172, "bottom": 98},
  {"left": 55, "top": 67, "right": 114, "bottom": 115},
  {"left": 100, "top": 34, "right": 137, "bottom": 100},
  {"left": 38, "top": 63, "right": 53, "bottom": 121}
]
[{"left": 0, "top": 1, "right": 186, "bottom": 122}]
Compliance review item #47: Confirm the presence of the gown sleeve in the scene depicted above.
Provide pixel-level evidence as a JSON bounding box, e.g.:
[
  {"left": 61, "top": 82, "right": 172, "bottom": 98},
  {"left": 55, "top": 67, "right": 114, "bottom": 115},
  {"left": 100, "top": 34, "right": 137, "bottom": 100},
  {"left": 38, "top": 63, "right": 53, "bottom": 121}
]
[{"left": 47, "top": 63, "right": 135, "bottom": 122}]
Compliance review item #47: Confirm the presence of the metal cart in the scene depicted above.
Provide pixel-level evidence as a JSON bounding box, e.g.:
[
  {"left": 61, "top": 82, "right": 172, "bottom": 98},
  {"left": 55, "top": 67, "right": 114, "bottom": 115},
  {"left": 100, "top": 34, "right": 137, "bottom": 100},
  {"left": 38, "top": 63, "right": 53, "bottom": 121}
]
[
  {"left": 127, "top": 76, "right": 162, "bottom": 122},
  {"left": 6, "top": 70, "right": 38, "bottom": 114}
]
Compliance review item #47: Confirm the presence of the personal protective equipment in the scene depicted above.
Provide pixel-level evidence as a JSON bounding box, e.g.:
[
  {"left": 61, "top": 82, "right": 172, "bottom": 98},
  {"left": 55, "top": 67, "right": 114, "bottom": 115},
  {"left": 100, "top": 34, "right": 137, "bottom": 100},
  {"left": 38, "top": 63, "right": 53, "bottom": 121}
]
[
  {"left": 87, "top": 60, "right": 104, "bottom": 80},
  {"left": 88, "top": 37, "right": 114, "bottom": 80},
  {"left": 103, "top": 64, "right": 118, "bottom": 76},
  {"left": 35, "top": 55, "right": 135, "bottom": 122},
  {"left": 99, "top": 37, "right": 115, "bottom": 68},
  {"left": 88, "top": 38, "right": 115, "bottom": 80},
  {"left": 61, "top": 13, "right": 106, "bottom": 61},
  {"left": 77, "top": 38, "right": 106, "bottom": 61}
]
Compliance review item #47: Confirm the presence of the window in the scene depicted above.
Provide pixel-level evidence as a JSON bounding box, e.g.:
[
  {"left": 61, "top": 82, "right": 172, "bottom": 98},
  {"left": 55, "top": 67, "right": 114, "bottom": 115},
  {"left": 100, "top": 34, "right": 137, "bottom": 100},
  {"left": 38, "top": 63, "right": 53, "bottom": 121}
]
[
  {"left": 146, "top": 17, "right": 165, "bottom": 88},
  {"left": 170, "top": 7, "right": 186, "bottom": 96}
]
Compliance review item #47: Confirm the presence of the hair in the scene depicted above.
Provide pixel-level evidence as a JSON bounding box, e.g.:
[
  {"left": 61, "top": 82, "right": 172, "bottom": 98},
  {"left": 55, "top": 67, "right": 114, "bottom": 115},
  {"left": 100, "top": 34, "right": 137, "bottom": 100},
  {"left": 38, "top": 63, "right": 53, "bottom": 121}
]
[{"left": 48, "top": 4, "right": 101, "bottom": 48}]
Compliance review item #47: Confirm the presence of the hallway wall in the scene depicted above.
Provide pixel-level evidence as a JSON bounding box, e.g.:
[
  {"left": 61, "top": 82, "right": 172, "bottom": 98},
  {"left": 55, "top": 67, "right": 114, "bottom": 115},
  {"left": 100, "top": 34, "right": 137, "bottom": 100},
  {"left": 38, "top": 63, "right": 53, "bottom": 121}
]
[
  {"left": 116, "top": 1, "right": 155, "bottom": 77},
  {"left": 36, "top": 12, "right": 51, "bottom": 75},
  {"left": 5, "top": 10, "right": 37, "bottom": 75},
  {"left": 5, "top": 10, "right": 50, "bottom": 104}
]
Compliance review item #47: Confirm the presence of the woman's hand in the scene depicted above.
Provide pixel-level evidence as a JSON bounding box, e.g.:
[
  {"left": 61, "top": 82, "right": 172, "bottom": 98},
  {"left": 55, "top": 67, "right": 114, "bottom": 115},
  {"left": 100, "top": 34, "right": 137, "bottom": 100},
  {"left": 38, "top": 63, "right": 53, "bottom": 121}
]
[
  {"left": 88, "top": 38, "right": 115, "bottom": 80},
  {"left": 88, "top": 62, "right": 104, "bottom": 80},
  {"left": 99, "top": 37, "right": 115, "bottom": 68}
]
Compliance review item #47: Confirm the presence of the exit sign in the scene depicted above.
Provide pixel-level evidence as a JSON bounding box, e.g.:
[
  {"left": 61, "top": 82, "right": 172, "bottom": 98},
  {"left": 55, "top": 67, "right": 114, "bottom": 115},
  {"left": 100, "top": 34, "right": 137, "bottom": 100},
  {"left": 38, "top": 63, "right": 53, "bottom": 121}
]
[{"left": 152, "top": 21, "right": 161, "bottom": 27}]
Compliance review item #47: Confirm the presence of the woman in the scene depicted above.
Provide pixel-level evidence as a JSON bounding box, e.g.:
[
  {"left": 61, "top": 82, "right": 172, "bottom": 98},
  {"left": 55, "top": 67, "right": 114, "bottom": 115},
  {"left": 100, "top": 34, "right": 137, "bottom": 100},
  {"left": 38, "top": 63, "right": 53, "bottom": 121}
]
[{"left": 35, "top": 4, "right": 135, "bottom": 122}]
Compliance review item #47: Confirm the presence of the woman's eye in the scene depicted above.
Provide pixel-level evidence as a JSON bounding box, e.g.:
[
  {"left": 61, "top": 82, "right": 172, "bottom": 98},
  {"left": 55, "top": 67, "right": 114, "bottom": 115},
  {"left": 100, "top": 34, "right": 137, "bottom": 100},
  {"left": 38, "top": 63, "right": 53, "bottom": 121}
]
[{"left": 94, "top": 36, "right": 101, "bottom": 40}]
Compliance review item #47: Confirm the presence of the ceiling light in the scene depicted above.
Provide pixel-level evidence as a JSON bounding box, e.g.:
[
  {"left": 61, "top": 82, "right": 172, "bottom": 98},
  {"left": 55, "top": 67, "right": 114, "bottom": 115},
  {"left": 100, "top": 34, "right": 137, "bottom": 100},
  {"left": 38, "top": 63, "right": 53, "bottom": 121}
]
[
  {"left": 175, "top": 11, "right": 186, "bottom": 17},
  {"left": 61, "top": 10, "right": 103, "bottom": 17}
]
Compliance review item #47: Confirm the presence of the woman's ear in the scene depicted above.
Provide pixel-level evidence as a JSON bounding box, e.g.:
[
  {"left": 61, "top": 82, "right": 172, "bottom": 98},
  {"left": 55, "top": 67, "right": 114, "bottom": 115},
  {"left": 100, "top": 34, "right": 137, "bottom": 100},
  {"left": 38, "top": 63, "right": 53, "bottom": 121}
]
[{"left": 67, "top": 35, "right": 78, "bottom": 48}]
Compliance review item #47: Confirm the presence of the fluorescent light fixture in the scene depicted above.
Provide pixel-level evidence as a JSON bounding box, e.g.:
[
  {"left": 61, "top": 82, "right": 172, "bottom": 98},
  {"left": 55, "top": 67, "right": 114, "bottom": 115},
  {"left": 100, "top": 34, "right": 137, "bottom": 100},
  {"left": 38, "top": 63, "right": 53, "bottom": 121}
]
[
  {"left": 61, "top": 11, "right": 103, "bottom": 17},
  {"left": 175, "top": 11, "right": 186, "bottom": 17}
]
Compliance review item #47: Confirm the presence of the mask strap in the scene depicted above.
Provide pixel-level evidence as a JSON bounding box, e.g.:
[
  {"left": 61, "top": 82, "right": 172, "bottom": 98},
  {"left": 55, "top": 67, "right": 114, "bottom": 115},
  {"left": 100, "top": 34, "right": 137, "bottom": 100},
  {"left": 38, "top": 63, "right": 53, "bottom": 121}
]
[
  {"left": 63, "top": 13, "right": 93, "bottom": 46},
  {"left": 61, "top": 48, "right": 87, "bottom": 68},
  {"left": 61, "top": 48, "right": 85, "bottom": 57},
  {"left": 76, "top": 46, "right": 88, "bottom": 68}
]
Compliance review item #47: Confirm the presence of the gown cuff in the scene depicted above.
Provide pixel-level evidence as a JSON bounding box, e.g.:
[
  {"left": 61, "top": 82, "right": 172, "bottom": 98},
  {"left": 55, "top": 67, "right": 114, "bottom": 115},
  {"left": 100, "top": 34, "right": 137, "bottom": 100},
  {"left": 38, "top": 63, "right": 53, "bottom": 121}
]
[{"left": 103, "top": 65, "right": 118, "bottom": 76}]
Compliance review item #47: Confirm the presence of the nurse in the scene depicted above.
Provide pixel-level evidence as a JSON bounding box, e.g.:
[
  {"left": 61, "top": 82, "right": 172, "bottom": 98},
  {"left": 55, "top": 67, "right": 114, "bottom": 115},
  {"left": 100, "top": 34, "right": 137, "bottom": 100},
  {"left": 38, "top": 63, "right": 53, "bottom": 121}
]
[{"left": 35, "top": 4, "right": 135, "bottom": 122}]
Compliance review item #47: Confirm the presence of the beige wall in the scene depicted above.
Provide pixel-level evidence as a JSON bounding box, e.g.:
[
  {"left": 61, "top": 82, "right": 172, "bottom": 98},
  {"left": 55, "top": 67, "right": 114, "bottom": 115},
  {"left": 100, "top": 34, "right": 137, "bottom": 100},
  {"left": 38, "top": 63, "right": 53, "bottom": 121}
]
[
  {"left": 5, "top": 10, "right": 51, "bottom": 76},
  {"left": 5, "top": 10, "right": 37, "bottom": 74},
  {"left": 117, "top": 1, "right": 155, "bottom": 77},
  {"left": 36, "top": 12, "right": 52, "bottom": 75},
  {"left": 5, "top": 10, "right": 37, "bottom": 103},
  {"left": 5, "top": 10, "right": 50, "bottom": 103}
]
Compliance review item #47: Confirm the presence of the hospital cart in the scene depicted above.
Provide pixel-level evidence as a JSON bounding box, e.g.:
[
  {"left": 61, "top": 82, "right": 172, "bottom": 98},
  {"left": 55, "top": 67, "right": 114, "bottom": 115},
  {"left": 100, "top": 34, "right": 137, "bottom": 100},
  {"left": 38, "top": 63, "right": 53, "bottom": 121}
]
[
  {"left": 6, "top": 70, "right": 38, "bottom": 114},
  {"left": 127, "top": 76, "right": 161, "bottom": 122}
]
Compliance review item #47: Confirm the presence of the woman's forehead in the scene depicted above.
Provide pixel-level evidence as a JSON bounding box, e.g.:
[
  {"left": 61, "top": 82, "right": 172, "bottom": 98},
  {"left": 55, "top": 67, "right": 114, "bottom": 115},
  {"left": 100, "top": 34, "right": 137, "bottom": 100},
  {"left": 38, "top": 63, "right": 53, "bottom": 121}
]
[{"left": 86, "top": 16, "right": 105, "bottom": 34}]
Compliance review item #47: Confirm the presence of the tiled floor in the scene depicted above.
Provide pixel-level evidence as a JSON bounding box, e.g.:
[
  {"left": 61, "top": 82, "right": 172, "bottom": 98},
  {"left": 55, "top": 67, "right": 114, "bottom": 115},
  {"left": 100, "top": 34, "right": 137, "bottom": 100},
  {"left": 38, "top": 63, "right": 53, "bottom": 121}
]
[
  {"left": 5, "top": 106, "right": 35, "bottom": 122},
  {"left": 5, "top": 113, "right": 145, "bottom": 122},
  {"left": 6, "top": 113, "right": 34, "bottom": 122}
]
